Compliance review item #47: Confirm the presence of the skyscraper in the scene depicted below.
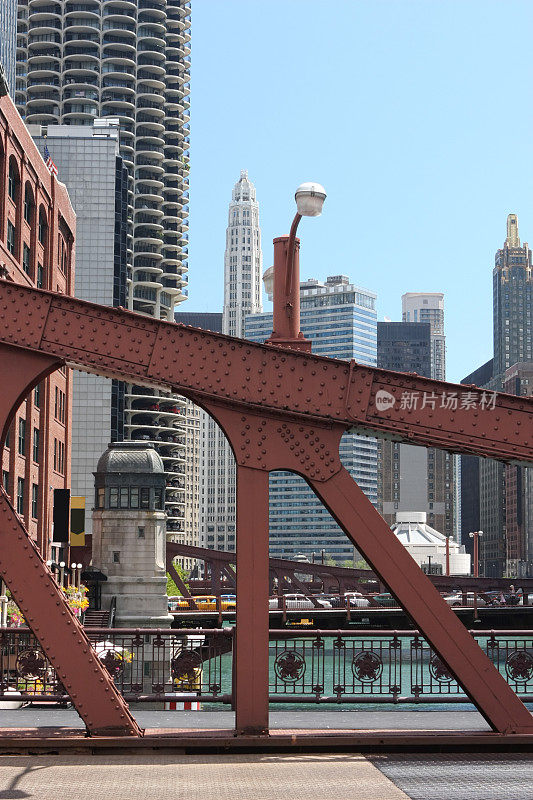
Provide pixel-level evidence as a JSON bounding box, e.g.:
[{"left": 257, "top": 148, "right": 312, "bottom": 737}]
[
  {"left": 29, "top": 120, "right": 128, "bottom": 534},
  {"left": 377, "top": 321, "right": 431, "bottom": 376},
  {"left": 174, "top": 311, "right": 223, "bottom": 564},
  {"left": 377, "top": 320, "right": 455, "bottom": 538},
  {"left": 16, "top": 0, "right": 191, "bottom": 524},
  {"left": 222, "top": 170, "right": 263, "bottom": 337},
  {"left": 493, "top": 214, "right": 533, "bottom": 379},
  {"left": 396, "top": 293, "right": 455, "bottom": 538},
  {"left": 485, "top": 215, "right": 532, "bottom": 575},
  {"left": 459, "top": 358, "right": 494, "bottom": 560},
  {"left": 199, "top": 172, "right": 263, "bottom": 552},
  {"left": 503, "top": 361, "right": 533, "bottom": 576},
  {"left": 246, "top": 275, "right": 377, "bottom": 562},
  {"left": 402, "top": 293, "right": 445, "bottom": 380},
  {"left": 461, "top": 214, "right": 533, "bottom": 577},
  {"left": 0, "top": 0, "right": 17, "bottom": 94}
]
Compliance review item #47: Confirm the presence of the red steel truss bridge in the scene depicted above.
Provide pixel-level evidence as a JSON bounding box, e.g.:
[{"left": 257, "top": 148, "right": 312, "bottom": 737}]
[
  {"left": 165, "top": 541, "right": 533, "bottom": 601},
  {"left": 0, "top": 280, "right": 532, "bottom": 744}
]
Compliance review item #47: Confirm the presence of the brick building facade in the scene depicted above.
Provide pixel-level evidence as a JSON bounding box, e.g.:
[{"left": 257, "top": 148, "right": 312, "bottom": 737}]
[{"left": 0, "top": 92, "right": 75, "bottom": 557}]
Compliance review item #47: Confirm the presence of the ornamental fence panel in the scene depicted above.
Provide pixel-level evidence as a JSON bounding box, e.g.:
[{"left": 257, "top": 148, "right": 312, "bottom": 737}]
[{"left": 0, "top": 628, "right": 532, "bottom": 705}]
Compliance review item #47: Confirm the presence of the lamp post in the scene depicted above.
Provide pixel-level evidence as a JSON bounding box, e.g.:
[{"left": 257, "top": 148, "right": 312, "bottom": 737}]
[
  {"left": 469, "top": 530, "right": 483, "bottom": 623},
  {"left": 469, "top": 530, "right": 483, "bottom": 578},
  {"left": 445, "top": 535, "right": 450, "bottom": 577},
  {"left": 263, "top": 182, "right": 326, "bottom": 352}
]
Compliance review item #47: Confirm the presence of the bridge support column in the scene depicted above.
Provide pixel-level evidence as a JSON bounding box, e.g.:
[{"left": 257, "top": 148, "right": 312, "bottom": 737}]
[{"left": 235, "top": 466, "right": 269, "bottom": 735}]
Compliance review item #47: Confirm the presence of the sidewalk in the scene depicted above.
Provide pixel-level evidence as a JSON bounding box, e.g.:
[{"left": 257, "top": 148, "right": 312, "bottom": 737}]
[
  {"left": 0, "top": 708, "right": 495, "bottom": 730},
  {"left": 0, "top": 751, "right": 530, "bottom": 800}
]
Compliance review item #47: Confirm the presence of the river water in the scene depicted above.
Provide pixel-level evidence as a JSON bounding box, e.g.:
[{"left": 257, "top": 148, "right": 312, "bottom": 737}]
[{"left": 205, "top": 634, "right": 533, "bottom": 712}]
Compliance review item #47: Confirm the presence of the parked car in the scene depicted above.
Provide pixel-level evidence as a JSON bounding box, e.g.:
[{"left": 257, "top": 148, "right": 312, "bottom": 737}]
[
  {"left": 192, "top": 595, "right": 236, "bottom": 611},
  {"left": 319, "top": 594, "right": 344, "bottom": 608},
  {"left": 344, "top": 592, "right": 371, "bottom": 608},
  {"left": 443, "top": 592, "right": 488, "bottom": 607},
  {"left": 168, "top": 596, "right": 192, "bottom": 611},
  {"left": 369, "top": 593, "right": 399, "bottom": 607},
  {"left": 269, "top": 594, "right": 332, "bottom": 610}
]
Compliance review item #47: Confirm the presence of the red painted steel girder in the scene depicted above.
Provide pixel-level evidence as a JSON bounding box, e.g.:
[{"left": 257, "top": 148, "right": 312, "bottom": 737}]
[
  {"left": 0, "top": 281, "right": 531, "bottom": 466},
  {"left": 167, "top": 543, "right": 533, "bottom": 592},
  {"left": 166, "top": 542, "right": 372, "bottom": 582},
  {"left": 0, "top": 281, "right": 532, "bottom": 736}
]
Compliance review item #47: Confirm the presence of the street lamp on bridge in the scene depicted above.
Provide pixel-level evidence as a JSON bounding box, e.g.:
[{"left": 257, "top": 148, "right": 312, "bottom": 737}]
[
  {"left": 263, "top": 182, "right": 326, "bottom": 352},
  {"left": 469, "top": 530, "right": 483, "bottom": 578}
]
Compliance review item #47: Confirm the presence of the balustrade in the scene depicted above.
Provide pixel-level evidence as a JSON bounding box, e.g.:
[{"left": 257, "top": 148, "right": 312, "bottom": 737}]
[{"left": 1, "top": 627, "right": 532, "bottom": 706}]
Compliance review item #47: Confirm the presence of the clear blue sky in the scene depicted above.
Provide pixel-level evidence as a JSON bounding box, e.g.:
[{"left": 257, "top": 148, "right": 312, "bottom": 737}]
[{"left": 187, "top": 0, "right": 533, "bottom": 383}]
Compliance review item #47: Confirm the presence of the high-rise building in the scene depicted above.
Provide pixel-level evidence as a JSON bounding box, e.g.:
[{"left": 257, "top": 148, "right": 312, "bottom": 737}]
[
  {"left": 503, "top": 361, "right": 533, "bottom": 576},
  {"left": 16, "top": 0, "right": 192, "bottom": 525},
  {"left": 493, "top": 214, "right": 533, "bottom": 379},
  {"left": 246, "top": 275, "right": 377, "bottom": 563},
  {"left": 377, "top": 320, "right": 455, "bottom": 538},
  {"left": 0, "top": 90, "right": 75, "bottom": 558},
  {"left": 377, "top": 321, "right": 431, "bottom": 376},
  {"left": 402, "top": 293, "right": 445, "bottom": 380},
  {"left": 29, "top": 120, "right": 128, "bottom": 535},
  {"left": 222, "top": 170, "right": 263, "bottom": 337},
  {"left": 0, "top": 0, "right": 17, "bottom": 94},
  {"left": 461, "top": 214, "right": 533, "bottom": 577},
  {"left": 459, "top": 358, "right": 494, "bottom": 559},
  {"left": 174, "top": 312, "right": 223, "bottom": 563},
  {"left": 196, "top": 173, "right": 263, "bottom": 553},
  {"left": 175, "top": 312, "right": 223, "bottom": 331},
  {"left": 485, "top": 214, "right": 532, "bottom": 576}
]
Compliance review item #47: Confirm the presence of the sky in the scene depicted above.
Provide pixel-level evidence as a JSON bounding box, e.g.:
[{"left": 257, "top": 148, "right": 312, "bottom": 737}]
[{"left": 187, "top": 0, "right": 533, "bottom": 383}]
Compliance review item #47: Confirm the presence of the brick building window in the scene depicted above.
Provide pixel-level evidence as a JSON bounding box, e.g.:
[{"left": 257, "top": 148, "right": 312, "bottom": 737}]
[
  {"left": 18, "top": 419, "right": 26, "bottom": 455},
  {"left": 38, "top": 209, "right": 47, "bottom": 245},
  {"left": 54, "top": 387, "right": 65, "bottom": 423},
  {"left": 31, "top": 484, "right": 38, "bottom": 519},
  {"left": 34, "top": 384, "right": 41, "bottom": 408},
  {"left": 37, "top": 262, "right": 44, "bottom": 288},
  {"left": 8, "top": 158, "right": 19, "bottom": 204},
  {"left": 33, "top": 428, "right": 39, "bottom": 462},
  {"left": 16, "top": 477, "right": 24, "bottom": 515},
  {"left": 24, "top": 184, "right": 34, "bottom": 225},
  {"left": 22, "top": 243, "right": 31, "bottom": 275},
  {"left": 53, "top": 439, "right": 65, "bottom": 474},
  {"left": 7, "top": 221, "right": 15, "bottom": 255},
  {"left": 2, "top": 471, "right": 9, "bottom": 492}
]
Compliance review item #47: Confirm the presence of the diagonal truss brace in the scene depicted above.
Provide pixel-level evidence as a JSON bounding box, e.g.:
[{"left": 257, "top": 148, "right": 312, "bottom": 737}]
[{"left": 0, "top": 348, "right": 141, "bottom": 737}]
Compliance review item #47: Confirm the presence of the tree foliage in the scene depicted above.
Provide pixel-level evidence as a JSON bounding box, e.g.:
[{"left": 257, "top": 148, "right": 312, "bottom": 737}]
[{"left": 166, "top": 562, "right": 190, "bottom": 596}]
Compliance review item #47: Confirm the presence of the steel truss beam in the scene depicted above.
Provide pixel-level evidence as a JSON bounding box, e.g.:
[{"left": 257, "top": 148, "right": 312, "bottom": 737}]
[{"left": 0, "top": 281, "right": 531, "bottom": 736}]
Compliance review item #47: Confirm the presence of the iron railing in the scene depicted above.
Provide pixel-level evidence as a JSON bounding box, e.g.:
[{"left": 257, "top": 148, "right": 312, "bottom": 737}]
[
  {"left": 268, "top": 630, "right": 533, "bottom": 703},
  {"left": 0, "top": 627, "right": 532, "bottom": 705}
]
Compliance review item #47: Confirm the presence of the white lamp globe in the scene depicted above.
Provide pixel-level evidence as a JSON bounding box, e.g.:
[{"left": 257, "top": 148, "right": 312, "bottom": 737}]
[
  {"left": 262, "top": 265, "right": 274, "bottom": 300},
  {"left": 295, "top": 182, "right": 326, "bottom": 217}
]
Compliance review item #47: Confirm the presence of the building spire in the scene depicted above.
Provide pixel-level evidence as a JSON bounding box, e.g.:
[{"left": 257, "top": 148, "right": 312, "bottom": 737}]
[{"left": 505, "top": 213, "right": 520, "bottom": 247}]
